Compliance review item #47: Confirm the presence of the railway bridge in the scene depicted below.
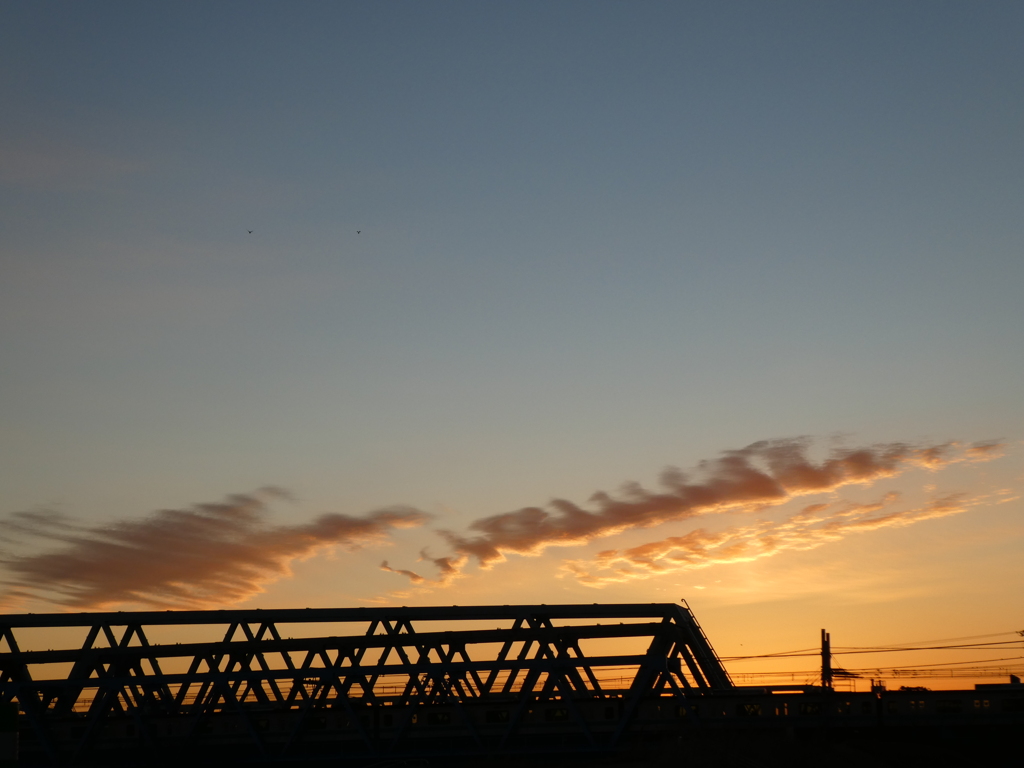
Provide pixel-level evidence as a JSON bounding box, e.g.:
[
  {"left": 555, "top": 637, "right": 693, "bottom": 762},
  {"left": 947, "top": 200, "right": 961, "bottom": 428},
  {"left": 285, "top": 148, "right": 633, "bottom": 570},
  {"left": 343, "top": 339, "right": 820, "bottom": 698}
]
[
  {"left": 0, "top": 602, "right": 732, "bottom": 765},
  {"left": 3, "top": 602, "right": 1023, "bottom": 766}
]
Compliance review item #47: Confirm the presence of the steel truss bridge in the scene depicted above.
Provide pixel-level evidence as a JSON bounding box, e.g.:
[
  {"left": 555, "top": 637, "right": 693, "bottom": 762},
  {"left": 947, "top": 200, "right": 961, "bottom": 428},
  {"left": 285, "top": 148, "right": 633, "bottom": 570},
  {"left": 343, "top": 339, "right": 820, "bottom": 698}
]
[{"left": 0, "top": 602, "right": 733, "bottom": 765}]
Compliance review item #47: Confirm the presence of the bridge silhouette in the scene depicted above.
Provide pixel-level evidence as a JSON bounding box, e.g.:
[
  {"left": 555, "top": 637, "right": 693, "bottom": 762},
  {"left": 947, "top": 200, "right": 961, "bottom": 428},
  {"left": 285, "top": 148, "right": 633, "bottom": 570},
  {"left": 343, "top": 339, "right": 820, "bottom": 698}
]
[
  {"left": 3, "top": 602, "right": 1023, "bottom": 766},
  {"left": 0, "top": 602, "right": 731, "bottom": 764}
]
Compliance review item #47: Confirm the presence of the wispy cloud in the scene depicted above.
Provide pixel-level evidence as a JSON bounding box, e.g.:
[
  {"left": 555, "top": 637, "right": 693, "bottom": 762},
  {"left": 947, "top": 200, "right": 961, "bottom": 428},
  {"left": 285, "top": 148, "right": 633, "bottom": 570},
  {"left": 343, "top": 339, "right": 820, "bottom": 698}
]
[
  {"left": 380, "top": 561, "right": 426, "bottom": 584},
  {"left": 0, "top": 488, "right": 428, "bottom": 610},
  {"left": 386, "top": 438, "right": 1004, "bottom": 587},
  {"left": 560, "top": 489, "right": 1018, "bottom": 586},
  {"left": 2, "top": 438, "right": 1005, "bottom": 608},
  {"left": 380, "top": 549, "right": 467, "bottom": 588}
]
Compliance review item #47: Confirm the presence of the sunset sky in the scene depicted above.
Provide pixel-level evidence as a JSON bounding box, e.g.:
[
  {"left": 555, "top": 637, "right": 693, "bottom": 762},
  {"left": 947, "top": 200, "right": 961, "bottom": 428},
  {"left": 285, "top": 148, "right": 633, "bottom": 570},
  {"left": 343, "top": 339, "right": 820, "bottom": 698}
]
[{"left": 2, "top": 1, "right": 1022, "bottom": 687}]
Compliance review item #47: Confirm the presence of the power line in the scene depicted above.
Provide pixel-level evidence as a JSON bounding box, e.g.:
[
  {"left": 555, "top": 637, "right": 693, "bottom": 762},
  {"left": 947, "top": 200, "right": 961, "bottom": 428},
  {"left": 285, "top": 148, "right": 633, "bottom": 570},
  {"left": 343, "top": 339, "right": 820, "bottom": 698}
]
[
  {"left": 833, "top": 640, "right": 1024, "bottom": 654},
  {"left": 726, "top": 655, "right": 1024, "bottom": 683},
  {"left": 845, "top": 630, "right": 1021, "bottom": 648},
  {"left": 723, "top": 639, "right": 1023, "bottom": 662},
  {"left": 847, "top": 654, "right": 1024, "bottom": 672},
  {"left": 731, "top": 666, "right": 1024, "bottom": 682},
  {"left": 722, "top": 630, "right": 1022, "bottom": 662},
  {"left": 722, "top": 650, "right": 819, "bottom": 661}
]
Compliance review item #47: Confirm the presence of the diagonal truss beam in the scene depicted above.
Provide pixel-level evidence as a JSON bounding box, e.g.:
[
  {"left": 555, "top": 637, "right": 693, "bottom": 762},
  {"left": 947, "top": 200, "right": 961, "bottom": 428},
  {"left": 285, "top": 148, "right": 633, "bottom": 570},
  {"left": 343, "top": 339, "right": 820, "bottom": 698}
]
[{"left": 0, "top": 603, "right": 732, "bottom": 764}]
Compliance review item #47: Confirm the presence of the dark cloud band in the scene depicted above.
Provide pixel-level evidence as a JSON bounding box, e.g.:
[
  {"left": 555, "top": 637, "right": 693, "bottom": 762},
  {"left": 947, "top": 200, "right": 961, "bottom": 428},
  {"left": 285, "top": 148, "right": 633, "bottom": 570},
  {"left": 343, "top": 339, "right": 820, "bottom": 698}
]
[
  {"left": 0, "top": 488, "right": 428, "bottom": 609},
  {"left": 391, "top": 438, "right": 1004, "bottom": 586}
]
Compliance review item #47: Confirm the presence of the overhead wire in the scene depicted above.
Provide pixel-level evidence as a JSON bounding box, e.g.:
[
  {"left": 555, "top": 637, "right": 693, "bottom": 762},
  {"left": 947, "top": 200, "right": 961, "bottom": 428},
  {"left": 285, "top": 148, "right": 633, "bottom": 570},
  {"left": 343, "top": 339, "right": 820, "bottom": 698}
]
[
  {"left": 846, "top": 655, "right": 1024, "bottom": 672},
  {"left": 723, "top": 639, "right": 1023, "bottom": 662},
  {"left": 841, "top": 630, "right": 1022, "bottom": 648},
  {"left": 720, "top": 630, "right": 1024, "bottom": 681}
]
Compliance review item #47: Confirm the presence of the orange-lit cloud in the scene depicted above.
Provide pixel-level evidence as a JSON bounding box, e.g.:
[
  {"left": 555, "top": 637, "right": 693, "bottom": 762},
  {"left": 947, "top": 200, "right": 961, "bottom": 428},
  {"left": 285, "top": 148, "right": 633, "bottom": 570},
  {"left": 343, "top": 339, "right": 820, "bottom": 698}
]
[
  {"left": 380, "top": 561, "right": 426, "bottom": 584},
  {"left": 381, "top": 549, "right": 467, "bottom": 588},
  {"left": 964, "top": 440, "right": 1006, "bottom": 460},
  {"left": 0, "top": 488, "right": 428, "bottom": 609},
  {"left": 418, "top": 439, "right": 999, "bottom": 583},
  {"left": 559, "top": 489, "right": 1018, "bottom": 586}
]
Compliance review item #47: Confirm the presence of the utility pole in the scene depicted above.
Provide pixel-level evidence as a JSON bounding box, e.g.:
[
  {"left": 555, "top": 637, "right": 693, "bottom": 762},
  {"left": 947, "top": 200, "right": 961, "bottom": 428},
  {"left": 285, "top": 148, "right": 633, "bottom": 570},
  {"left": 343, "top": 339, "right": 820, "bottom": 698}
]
[{"left": 821, "top": 629, "right": 833, "bottom": 689}]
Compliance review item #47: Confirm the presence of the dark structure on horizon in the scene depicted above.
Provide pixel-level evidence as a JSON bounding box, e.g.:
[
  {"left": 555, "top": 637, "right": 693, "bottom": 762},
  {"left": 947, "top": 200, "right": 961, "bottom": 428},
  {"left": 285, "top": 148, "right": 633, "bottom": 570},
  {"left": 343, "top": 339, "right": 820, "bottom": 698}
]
[
  {"left": 1, "top": 602, "right": 1021, "bottom": 766},
  {"left": 1, "top": 602, "right": 730, "bottom": 765}
]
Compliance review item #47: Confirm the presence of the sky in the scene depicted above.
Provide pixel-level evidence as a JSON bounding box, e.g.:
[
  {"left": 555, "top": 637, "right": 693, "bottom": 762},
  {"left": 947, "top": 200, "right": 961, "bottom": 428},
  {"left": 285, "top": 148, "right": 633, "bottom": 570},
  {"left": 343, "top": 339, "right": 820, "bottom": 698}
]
[{"left": 1, "top": 1, "right": 1023, "bottom": 688}]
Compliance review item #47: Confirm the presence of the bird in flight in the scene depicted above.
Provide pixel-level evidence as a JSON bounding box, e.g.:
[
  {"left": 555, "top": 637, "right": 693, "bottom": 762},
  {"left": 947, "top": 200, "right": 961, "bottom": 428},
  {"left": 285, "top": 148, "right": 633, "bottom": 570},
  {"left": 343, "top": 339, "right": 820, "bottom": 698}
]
[
  {"left": 247, "top": 230, "right": 253, "bottom": 234},
  {"left": 357, "top": 231, "right": 361, "bottom": 234}
]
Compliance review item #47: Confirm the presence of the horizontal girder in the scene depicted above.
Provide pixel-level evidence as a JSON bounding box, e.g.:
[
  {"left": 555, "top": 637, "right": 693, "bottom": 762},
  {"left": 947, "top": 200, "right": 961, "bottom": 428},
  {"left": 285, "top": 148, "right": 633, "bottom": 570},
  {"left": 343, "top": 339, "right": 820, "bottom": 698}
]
[
  {"left": 0, "top": 602, "right": 732, "bottom": 765},
  {"left": 0, "top": 602, "right": 714, "bottom": 628}
]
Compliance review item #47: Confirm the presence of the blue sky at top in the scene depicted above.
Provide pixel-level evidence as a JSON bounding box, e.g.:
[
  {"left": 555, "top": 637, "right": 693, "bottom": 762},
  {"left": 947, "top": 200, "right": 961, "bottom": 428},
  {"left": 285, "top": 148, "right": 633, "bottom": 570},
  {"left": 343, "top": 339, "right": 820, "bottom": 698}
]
[{"left": 0, "top": 2, "right": 1021, "bottom": 647}]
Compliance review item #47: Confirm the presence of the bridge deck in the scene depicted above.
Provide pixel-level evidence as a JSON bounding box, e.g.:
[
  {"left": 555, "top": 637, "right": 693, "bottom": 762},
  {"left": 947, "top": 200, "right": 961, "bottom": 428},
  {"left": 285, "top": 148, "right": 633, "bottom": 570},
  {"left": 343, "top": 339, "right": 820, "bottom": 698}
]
[{"left": 0, "top": 602, "right": 731, "bottom": 764}]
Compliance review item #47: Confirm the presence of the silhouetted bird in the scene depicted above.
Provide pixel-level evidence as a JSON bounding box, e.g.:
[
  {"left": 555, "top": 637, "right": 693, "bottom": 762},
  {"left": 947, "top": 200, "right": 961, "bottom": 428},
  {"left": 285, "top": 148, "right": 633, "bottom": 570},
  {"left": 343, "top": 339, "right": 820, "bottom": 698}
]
[
  {"left": 247, "top": 230, "right": 253, "bottom": 234},
  {"left": 357, "top": 231, "right": 361, "bottom": 234}
]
